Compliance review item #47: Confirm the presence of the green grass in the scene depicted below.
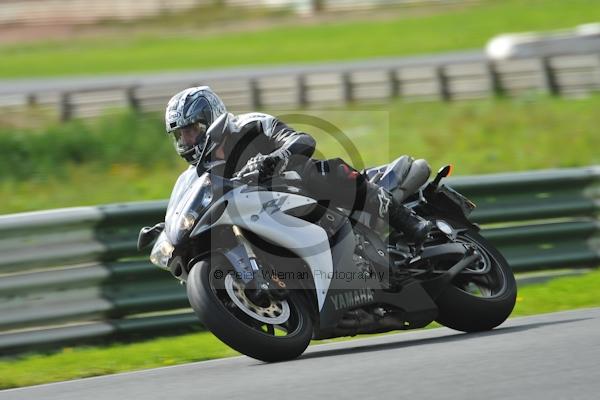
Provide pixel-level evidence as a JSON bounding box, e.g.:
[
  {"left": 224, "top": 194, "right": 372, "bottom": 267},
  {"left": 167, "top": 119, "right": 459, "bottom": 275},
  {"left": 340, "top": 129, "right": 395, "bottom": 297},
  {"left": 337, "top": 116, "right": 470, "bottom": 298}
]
[
  {"left": 0, "top": 110, "right": 176, "bottom": 181},
  {"left": 0, "top": 331, "right": 239, "bottom": 390},
  {"left": 511, "top": 271, "right": 600, "bottom": 315},
  {"left": 2, "top": 0, "right": 600, "bottom": 77},
  {"left": 1, "top": 269, "right": 599, "bottom": 389},
  {"left": 1, "top": 94, "right": 598, "bottom": 214}
]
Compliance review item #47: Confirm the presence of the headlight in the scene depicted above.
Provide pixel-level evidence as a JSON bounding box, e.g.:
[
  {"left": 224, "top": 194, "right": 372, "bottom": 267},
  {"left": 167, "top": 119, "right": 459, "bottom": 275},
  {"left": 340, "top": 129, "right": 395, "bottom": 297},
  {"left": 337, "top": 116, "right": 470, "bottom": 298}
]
[
  {"left": 179, "top": 212, "right": 198, "bottom": 231},
  {"left": 150, "top": 234, "right": 175, "bottom": 269}
]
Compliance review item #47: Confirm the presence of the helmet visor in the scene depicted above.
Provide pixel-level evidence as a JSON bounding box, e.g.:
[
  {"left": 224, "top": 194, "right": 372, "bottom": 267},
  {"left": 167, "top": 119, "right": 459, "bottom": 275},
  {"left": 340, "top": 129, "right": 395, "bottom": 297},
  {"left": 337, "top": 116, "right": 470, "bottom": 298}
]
[
  {"left": 173, "top": 121, "right": 208, "bottom": 150},
  {"left": 173, "top": 122, "right": 208, "bottom": 154}
]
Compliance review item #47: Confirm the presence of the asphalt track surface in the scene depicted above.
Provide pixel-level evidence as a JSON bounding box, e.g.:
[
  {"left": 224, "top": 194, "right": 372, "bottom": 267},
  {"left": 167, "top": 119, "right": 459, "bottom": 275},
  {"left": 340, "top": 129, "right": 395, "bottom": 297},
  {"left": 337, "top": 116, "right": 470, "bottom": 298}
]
[{"left": 3, "top": 307, "right": 599, "bottom": 400}]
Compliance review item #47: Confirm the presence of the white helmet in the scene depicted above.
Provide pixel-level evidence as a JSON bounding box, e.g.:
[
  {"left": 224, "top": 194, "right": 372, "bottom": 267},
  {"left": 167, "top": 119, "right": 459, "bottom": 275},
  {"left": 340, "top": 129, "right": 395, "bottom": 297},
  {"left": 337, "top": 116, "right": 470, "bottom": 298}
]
[{"left": 165, "top": 86, "right": 227, "bottom": 164}]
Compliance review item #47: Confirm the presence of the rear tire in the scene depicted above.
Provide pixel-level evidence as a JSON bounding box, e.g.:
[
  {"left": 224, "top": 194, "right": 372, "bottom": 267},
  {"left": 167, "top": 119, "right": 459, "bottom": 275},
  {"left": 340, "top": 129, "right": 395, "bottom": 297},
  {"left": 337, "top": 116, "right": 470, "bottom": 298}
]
[
  {"left": 186, "top": 254, "right": 313, "bottom": 362},
  {"left": 435, "top": 229, "right": 517, "bottom": 332}
]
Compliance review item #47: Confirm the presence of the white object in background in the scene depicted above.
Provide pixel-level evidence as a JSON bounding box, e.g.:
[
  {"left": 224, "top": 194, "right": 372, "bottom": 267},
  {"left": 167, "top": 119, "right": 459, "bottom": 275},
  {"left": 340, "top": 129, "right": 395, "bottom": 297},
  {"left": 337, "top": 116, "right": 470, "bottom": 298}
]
[{"left": 486, "top": 23, "right": 600, "bottom": 60}]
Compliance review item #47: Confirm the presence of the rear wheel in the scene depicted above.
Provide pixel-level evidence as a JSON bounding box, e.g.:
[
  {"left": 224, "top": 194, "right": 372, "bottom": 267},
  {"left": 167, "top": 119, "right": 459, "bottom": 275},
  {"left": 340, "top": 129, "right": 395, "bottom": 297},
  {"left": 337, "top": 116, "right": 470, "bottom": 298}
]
[
  {"left": 186, "top": 253, "right": 313, "bottom": 362},
  {"left": 434, "top": 228, "right": 517, "bottom": 332}
]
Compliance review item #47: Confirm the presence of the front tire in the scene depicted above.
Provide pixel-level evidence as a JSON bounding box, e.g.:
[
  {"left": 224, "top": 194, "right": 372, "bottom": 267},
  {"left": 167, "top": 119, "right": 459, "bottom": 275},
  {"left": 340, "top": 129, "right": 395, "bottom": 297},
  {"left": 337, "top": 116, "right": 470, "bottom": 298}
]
[
  {"left": 186, "top": 254, "right": 313, "bottom": 362},
  {"left": 435, "top": 228, "right": 517, "bottom": 332}
]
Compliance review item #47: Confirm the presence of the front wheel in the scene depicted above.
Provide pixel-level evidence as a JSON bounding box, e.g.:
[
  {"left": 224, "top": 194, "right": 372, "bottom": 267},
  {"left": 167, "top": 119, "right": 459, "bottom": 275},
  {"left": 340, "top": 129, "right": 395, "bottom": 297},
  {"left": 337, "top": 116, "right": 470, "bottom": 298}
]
[
  {"left": 186, "top": 254, "right": 313, "bottom": 362},
  {"left": 434, "top": 228, "right": 517, "bottom": 332}
]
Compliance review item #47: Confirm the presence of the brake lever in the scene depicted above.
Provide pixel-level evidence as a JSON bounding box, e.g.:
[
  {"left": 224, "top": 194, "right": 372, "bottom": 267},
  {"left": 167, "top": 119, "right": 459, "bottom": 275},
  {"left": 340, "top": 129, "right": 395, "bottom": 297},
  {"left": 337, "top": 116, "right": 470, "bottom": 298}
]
[{"left": 231, "top": 170, "right": 261, "bottom": 184}]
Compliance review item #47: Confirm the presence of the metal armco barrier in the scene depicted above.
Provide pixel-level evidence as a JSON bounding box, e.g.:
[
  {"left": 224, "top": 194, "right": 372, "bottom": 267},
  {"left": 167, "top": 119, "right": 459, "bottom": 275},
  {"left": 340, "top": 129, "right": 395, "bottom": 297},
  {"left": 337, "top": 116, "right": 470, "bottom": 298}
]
[
  {"left": 0, "top": 166, "right": 598, "bottom": 353},
  {"left": 3, "top": 52, "right": 600, "bottom": 121}
]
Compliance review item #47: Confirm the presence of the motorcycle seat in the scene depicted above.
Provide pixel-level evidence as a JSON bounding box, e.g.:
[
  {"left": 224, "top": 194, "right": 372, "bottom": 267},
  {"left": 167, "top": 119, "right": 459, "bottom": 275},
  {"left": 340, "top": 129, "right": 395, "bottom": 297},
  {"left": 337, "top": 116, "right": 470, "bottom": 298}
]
[{"left": 364, "top": 155, "right": 431, "bottom": 203}]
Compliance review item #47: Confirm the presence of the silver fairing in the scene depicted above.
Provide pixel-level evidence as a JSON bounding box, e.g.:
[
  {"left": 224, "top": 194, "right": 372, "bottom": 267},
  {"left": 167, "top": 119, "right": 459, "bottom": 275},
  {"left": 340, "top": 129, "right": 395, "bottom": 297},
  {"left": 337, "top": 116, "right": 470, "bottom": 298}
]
[
  {"left": 164, "top": 164, "right": 226, "bottom": 245},
  {"left": 148, "top": 168, "right": 201, "bottom": 270},
  {"left": 190, "top": 186, "right": 335, "bottom": 311},
  {"left": 162, "top": 167, "right": 334, "bottom": 311},
  {"left": 165, "top": 166, "right": 198, "bottom": 222}
]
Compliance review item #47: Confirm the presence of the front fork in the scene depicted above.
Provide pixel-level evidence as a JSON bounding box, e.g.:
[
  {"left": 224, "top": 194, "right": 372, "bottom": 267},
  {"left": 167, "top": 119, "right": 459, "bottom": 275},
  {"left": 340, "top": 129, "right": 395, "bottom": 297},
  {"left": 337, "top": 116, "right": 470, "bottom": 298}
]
[{"left": 231, "top": 225, "right": 287, "bottom": 303}]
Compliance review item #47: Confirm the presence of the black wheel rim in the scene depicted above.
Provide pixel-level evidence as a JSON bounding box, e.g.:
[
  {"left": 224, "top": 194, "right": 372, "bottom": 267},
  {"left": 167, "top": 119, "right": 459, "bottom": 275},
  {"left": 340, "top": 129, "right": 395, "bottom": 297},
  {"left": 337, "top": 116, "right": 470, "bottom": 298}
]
[{"left": 451, "top": 233, "right": 509, "bottom": 299}]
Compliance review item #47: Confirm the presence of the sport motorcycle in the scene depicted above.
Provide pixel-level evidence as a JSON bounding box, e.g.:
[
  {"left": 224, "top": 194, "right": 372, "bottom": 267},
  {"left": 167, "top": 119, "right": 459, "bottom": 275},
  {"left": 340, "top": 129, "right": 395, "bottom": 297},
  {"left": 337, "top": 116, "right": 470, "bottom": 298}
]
[{"left": 138, "top": 115, "right": 517, "bottom": 362}]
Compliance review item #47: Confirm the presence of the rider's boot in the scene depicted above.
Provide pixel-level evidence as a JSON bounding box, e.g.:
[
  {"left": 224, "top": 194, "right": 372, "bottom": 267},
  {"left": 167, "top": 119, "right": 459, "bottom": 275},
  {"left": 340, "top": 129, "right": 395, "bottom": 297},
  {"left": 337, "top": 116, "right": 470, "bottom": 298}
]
[{"left": 364, "top": 182, "right": 433, "bottom": 246}]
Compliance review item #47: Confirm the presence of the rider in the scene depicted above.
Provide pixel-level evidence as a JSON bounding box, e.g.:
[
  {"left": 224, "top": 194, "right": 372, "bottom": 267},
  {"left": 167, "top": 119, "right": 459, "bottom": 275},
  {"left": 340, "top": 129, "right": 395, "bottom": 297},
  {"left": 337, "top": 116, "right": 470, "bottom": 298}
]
[{"left": 164, "top": 86, "right": 432, "bottom": 244}]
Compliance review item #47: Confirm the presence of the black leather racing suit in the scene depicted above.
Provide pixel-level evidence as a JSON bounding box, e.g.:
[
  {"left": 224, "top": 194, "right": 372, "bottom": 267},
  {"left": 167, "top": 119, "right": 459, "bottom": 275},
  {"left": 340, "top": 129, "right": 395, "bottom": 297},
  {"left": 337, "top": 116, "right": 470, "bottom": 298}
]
[
  {"left": 200, "top": 112, "right": 367, "bottom": 213},
  {"left": 209, "top": 112, "right": 316, "bottom": 179},
  {"left": 200, "top": 112, "right": 431, "bottom": 240}
]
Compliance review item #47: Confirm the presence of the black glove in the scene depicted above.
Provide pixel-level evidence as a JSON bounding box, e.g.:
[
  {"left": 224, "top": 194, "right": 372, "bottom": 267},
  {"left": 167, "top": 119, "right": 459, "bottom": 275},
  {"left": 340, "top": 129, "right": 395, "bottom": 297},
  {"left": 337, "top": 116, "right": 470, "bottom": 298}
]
[{"left": 235, "top": 150, "right": 290, "bottom": 181}]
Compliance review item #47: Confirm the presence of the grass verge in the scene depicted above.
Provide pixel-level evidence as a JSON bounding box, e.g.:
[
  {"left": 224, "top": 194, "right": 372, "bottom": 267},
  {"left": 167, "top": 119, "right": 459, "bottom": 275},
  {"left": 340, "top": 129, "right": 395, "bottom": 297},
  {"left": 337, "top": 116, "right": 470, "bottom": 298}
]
[
  {"left": 2, "top": 0, "right": 600, "bottom": 77},
  {"left": 1, "top": 94, "right": 598, "bottom": 214},
  {"left": 1, "top": 268, "right": 599, "bottom": 389}
]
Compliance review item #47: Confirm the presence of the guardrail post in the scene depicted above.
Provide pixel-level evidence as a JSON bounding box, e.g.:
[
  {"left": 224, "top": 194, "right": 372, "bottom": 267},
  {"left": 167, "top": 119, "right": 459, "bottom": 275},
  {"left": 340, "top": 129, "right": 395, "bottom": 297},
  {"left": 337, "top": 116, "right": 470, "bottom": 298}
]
[
  {"left": 540, "top": 57, "right": 560, "bottom": 96},
  {"left": 595, "top": 55, "right": 600, "bottom": 90},
  {"left": 487, "top": 61, "right": 504, "bottom": 97},
  {"left": 60, "top": 92, "right": 73, "bottom": 121},
  {"left": 436, "top": 65, "right": 451, "bottom": 101},
  {"left": 26, "top": 93, "right": 37, "bottom": 107},
  {"left": 126, "top": 86, "right": 140, "bottom": 112},
  {"left": 312, "top": 0, "right": 324, "bottom": 12},
  {"left": 249, "top": 78, "right": 262, "bottom": 109},
  {"left": 388, "top": 69, "right": 401, "bottom": 99},
  {"left": 342, "top": 72, "right": 353, "bottom": 104},
  {"left": 297, "top": 75, "right": 308, "bottom": 107}
]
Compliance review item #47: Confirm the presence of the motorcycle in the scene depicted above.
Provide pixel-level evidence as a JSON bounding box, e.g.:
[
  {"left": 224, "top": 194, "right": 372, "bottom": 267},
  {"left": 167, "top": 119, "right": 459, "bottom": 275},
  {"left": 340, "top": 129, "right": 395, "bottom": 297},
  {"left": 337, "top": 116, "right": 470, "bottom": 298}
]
[{"left": 138, "top": 115, "right": 517, "bottom": 362}]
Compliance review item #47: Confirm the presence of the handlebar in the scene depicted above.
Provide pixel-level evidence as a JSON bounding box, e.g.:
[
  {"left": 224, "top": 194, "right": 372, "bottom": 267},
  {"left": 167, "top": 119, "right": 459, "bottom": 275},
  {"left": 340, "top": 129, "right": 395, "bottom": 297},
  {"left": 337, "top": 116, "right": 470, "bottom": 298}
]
[{"left": 230, "top": 170, "right": 301, "bottom": 186}]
